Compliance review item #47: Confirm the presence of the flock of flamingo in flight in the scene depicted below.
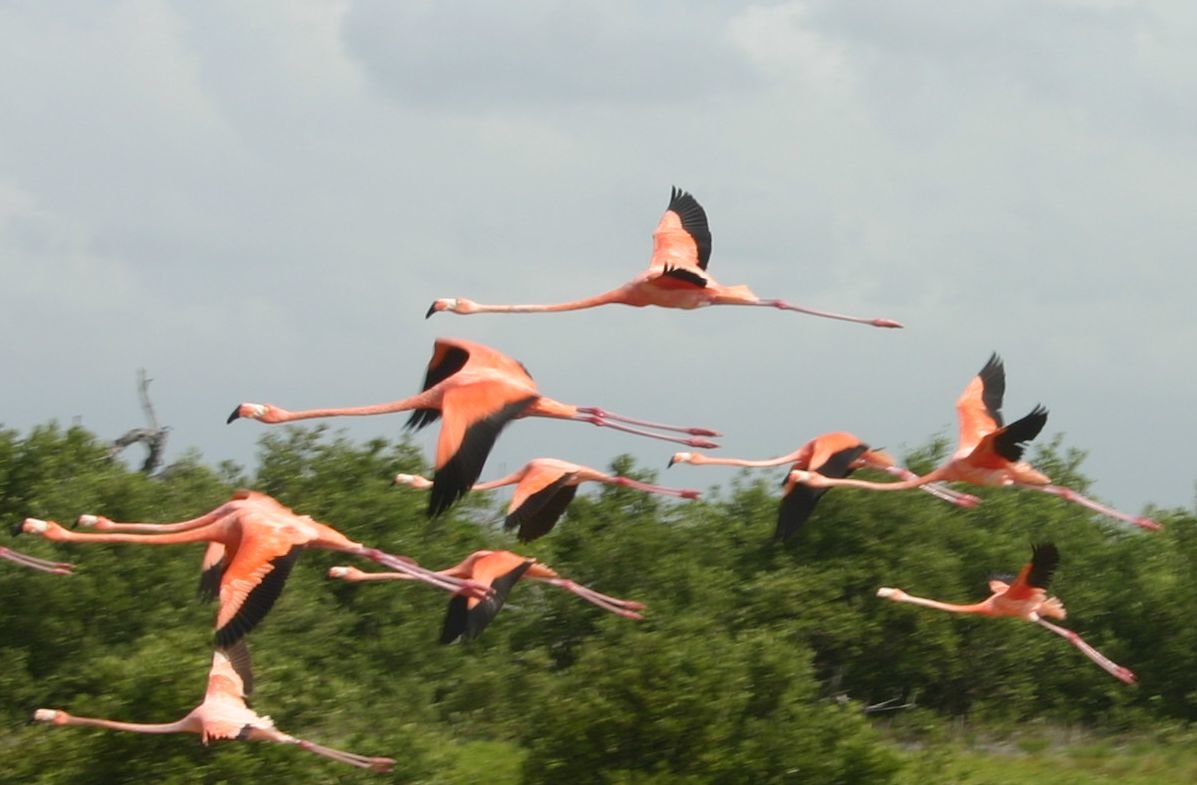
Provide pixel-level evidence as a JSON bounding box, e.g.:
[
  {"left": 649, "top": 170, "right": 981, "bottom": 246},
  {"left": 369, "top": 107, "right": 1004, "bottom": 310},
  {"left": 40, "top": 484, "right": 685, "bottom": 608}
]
[{"left": 6, "top": 187, "right": 1154, "bottom": 771}]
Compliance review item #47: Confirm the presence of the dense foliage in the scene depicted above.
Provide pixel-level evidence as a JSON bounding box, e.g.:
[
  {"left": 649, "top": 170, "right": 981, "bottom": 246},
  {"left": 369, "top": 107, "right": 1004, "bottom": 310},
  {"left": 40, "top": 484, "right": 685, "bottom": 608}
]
[{"left": 0, "top": 423, "right": 1192, "bottom": 784}]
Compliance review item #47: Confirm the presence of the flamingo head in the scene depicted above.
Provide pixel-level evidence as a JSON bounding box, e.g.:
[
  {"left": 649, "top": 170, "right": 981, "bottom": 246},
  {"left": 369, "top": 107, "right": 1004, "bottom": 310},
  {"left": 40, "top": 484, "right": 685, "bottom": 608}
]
[
  {"left": 74, "top": 514, "right": 109, "bottom": 530},
  {"left": 425, "top": 298, "right": 475, "bottom": 318},
  {"left": 32, "top": 709, "right": 69, "bottom": 725},
  {"left": 226, "top": 403, "right": 274, "bottom": 424},
  {"left": 392, "top": 473, "right": 433, "bottom": 489},
  {"left": 15, "top": 518, "right": 51, "bottom": 536},
  {"left": 667, "top": 452, "right": 694, "bottom": 468}
]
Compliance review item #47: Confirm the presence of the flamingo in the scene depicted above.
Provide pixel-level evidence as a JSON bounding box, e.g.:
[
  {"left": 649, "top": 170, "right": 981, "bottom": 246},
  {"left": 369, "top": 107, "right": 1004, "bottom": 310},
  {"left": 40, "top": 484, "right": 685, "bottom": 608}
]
[
  {"left": 393, "top": 457, "right": 701, "bottom": 542},
  {"left": 31, "top": 649, "right": 395, "bottom": 772},
  {"left": 16, "top": 508, "right": 491, "bottom": 657},
  {"left": 0, "top": 545, "right": 73, "bottom": 575},
  {"left": 426, "top": 187, "right": 903, "bottom": 328},
  {"left": 876, "top": 543, "right": 1136, "bottom": 685},
  {"left": 229, "top": 337, "right": 720, "bottom": 517},
  {"left": 74, "top": 489, "right": 295, "bottom": 601},
  {"left": 668, "top": 432, "right": 979, "bottom": 541},
  {"left": 329, "top": 549, "right": 644, "bottom": 643},
  {"left": 789, "top": 355, "right": 1161, "bottom": 531}
]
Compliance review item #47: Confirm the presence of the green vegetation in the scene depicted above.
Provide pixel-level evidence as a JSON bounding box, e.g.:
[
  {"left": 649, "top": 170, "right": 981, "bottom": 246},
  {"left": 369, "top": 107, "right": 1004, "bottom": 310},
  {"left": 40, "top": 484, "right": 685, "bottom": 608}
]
[{"left": 0, "top": 423, "right": 1193, "bottom": 783}]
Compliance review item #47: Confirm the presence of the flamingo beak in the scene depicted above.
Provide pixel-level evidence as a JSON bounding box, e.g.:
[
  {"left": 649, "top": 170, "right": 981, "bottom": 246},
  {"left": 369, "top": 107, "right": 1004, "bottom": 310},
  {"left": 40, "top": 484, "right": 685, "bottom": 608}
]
[
  {"left": 226, "top": 406, "right": 242, "bottom": 424},
  {"left": 425, "top": 302, "right": 439, "bottom": 319}
]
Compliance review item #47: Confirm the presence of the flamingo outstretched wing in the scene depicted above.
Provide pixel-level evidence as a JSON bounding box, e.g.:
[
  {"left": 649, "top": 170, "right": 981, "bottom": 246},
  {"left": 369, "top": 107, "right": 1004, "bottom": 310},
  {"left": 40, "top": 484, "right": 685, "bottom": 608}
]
[
  {"left": 650, "top": 187, "right": 711, "bottom": 271},
  {"left": 775, "top": 443, "right": 868, "bottom": 542},
  {"left": 971, "top": 405, "right": 1049, "bottom": 466},
  {"left": 956, "top": 353, "right": 1006, "bottom": 454},
  {"left": 1001, "top": 543, "right": 1059, "bottom": 601},
  {"left": 505, "top": 470, "right": 580, "bottom": 542},
  {"left": 215, "top": 521, "right": 305, "bottom": 648},
  {"left": 440, "top": 553, "right": 533, "bottom": 643},
  {"left": 406, "top": 340, "right": 472, "bottom": 430},
  {"left": 430, "top": 386, "right": 538, "bottom": 517}
]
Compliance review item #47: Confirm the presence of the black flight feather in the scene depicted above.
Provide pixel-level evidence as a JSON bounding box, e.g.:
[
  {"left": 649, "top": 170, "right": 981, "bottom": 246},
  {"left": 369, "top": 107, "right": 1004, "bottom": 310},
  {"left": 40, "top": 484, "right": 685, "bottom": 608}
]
[
  {"left": 439, "top": 595, "right": 470, "bottom": 645},
  {"left": 659, "top": 265, "right": 709, "bottom": 288},
  {"left": 815, "top": 444, "right": 870, "bottom": 479},
  {"left": 774, "top": 484, "right": 828, "bottom": 542},
  {"left": 774, "top": 445, "right": 867, "bottom": 542},
  {"left": 223, "top": 638, "right": 255, "bottom": 696},
  {"left": 440, "top": 560, "right": 534, "bottom": 643},
  {"left": 505, "top": 476, "right": 579, "bottom": 542},
  {"left": 992, "top": 405, "right": 1048, "bottom": 462},
  {"left": 428, "top": 395, "right": 538, "bottom": 518},
  {"left": 198, "top": 558, "right": 226, "bottom": 603},
  {"left": 977, "top": 353, "right": 1006, "bottom": 427},
  {"left": 1026, "top": 543, "right": 1060, "bottom": 590},
  {"left": 667, "top": 187, "right": 712, "bottom": 270},
  {"left": 406, "top": 344, "right": 470, "bottom": 431}
]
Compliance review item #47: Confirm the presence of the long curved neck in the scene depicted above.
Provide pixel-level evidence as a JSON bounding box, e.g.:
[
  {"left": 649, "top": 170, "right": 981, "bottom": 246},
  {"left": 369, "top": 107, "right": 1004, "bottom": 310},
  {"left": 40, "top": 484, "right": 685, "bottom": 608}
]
[
  {"left": 38, "top": 526, "right": 224, "bottom": 546},
  {"left": 87, "top": 509, "right": 237, "bottom": 533},
  {"left": 689, "top": 451, "right": 801, "bottom": 468},
  {"left": 270, "top": 391, "right": 438, "bottom": 423},
  {"left": 464, "top": 289, "right": 630, "bottom": 314},
  {"left": 817, "top": 466, "right": 944, "bottom": 492},
  {"left": 605, "top": 476, "right": 697, "bottom": 497},
  {"left": 60, "top": 714, "right": 196, "bottom": 735},
  {"left": 890, "top": 592, "right": 990, "bottom": 615},
  {"left": 470, "top": 467, "right": 529, "bottom": 491}
]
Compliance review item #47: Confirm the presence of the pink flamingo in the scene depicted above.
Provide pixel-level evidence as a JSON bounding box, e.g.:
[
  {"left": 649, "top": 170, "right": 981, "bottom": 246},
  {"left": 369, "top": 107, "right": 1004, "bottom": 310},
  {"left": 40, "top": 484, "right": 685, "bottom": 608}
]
[
  {"left": 790, "top": 355, "right": 1161, "bottom": 531},
  {"left": 75, "top": 489, "right": 295, "bottom": 601},
  {"left": 32, "top": 649, "right": 394, "bottom": 772},
  {"left": 876, "top": 543, "right": 1136, "bottom": 684},
  {"left": 394, "top": 457, "right": 701, "bottom": 541},
  {"left": 229, "top": 337, "right": 720, "bottom": 517},
  {"left": 330, "top": 549, "right": 644, "bottom": 643},
  {"left": 426, "top": 187, "right": 902, "bottom": 328},
  {"left": 669, "top": 432, "right": 979, "bottom": 541},
  {"left": 17, "top": 508, "right": 491, "bottom": 655}
]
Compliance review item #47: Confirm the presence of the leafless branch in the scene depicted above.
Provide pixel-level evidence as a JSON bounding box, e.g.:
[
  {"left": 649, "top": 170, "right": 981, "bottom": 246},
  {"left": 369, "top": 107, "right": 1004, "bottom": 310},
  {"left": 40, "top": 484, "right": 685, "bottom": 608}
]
[{"left": 108, "top": 369, "right": 170, "bottom": 474}]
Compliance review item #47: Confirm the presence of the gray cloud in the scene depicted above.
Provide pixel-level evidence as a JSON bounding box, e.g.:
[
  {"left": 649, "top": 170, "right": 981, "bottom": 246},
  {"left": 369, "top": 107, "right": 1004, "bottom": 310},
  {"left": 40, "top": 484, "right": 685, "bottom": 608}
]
[
  {"left": 0, "top": 0, "right": 1193, "bottom": 519},
  {"left": 341, "top": 0, "right": 760, "bottom": 108}
]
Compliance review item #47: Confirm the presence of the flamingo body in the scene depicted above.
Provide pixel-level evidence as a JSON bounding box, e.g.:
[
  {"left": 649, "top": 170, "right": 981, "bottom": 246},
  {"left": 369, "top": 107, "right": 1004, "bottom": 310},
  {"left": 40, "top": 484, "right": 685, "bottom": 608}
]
[
  {"left": 32, "top": 650, "right": 395, "bottom": 772},
  {"left": 426, "top": 188, "right": 903, "bottom": 328},
  {"left": 329, "top": 549, "right": 645, "bottom": 642},
  {"left": 790, "top": 355, "right": 1160, "bottom": 530},
  {"left": 670, "top": 431, "right": 978, "bottom": 541},
  {"left": 876, "top": 544, "right": 1135, "bottom": 684},
  {"left": 19, "top": 499, "right": 487, "bottom": 663},
  {"left": 230, "top": 337, "right": 720, "bottom": 518},
  {"left": 395, "top": 457, "right": 700, "bottom": 541}
]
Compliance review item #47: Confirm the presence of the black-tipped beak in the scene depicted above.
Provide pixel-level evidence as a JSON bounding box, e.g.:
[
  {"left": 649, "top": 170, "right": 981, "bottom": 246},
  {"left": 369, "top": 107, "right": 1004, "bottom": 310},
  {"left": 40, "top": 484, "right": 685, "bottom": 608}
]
[
  {"left": 226, "top": 406, "right": 241, "bottom": 424},
  {"left": 667, "top": 457, "right": 677, "bottom": 468},
  {"left": 425, "top": 302, "right": 438, "bottom": 319},
  {"left": 10, "top": 520, "right": 24, "bottom": 537}
]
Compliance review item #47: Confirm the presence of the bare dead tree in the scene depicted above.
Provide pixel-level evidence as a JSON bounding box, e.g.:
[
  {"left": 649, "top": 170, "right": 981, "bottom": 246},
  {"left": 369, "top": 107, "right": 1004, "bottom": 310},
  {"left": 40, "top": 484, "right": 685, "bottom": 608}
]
[{"left": 109, "top": 369, "right": 170, "bottom": 475}]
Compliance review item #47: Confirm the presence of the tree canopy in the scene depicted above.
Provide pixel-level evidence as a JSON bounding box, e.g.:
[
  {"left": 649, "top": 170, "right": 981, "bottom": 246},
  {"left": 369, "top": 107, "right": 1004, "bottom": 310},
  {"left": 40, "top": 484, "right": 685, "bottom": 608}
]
[{"left": 0, "top": 423, "right": 1191, "bottom": 784}]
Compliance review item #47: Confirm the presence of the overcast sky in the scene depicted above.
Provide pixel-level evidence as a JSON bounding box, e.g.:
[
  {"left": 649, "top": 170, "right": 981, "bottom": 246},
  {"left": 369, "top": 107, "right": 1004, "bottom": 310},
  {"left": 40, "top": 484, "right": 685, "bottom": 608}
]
[{"left": 2, "top": 0, "right": 1193, "bottom": 520}]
